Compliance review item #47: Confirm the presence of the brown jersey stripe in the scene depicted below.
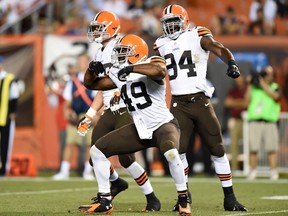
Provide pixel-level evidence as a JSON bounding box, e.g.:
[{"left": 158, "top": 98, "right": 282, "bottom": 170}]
[
  {"left": 198, "top": 28, "right": 212, "bottom": 36},
  {"left": 198, "top": 27, "right": 211, "bottom": 32},
  {"left": 135, "top": 172, "right": 148, "bottom": 186},
  {"left": 198, "top": 30, "right": 212, "bottom": 35},
  {"left": 199, "top": 32, "right": 212, "bottom": 37},
  {"left": 150, "top": 56, "right": 165, "bottom": 64}
]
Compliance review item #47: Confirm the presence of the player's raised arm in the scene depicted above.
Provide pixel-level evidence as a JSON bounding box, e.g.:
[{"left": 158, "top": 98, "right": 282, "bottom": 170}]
[
  {"left": 118, "top": 57, "right": 167, "bottom": 82},
  {"left": 200, "top": 36, "right": 240, "bottom": 79}
]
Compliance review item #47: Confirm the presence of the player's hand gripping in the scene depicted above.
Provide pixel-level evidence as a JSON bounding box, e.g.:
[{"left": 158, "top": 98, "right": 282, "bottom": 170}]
[
  {"left": 88, "top": 61, "right": 105, "bottom": 76},
  {"left": 77, "top": 108, "right": 96, "bottom": 136},
  {"left": 110, "top": 91, "right": 121, "bottom": 115},
  {"left": 227, "top": 60, "right": 240, "bottom": 79},
  {"left": 118, "top": 65, "right": 134, "bottom": 81}
]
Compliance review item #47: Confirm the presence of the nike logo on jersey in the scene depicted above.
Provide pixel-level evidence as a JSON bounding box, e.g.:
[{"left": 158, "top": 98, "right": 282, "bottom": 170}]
[
  {"left": 205, "top": 103, "right": 210, "bottom": 107},
  {"left": 119, "top": 111, "right": 127, "bottom": 115}
]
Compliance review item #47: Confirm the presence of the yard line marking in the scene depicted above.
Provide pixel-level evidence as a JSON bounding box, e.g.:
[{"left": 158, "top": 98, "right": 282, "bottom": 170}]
[
  {"left": 223, "top": 210, "right": 288, "bottom": 216},
  {"left": 0, "top": 187, "right": 97, "bottom": 196},
  {"left": 261, "top": 195, "right": 288, "bottom": 200}
]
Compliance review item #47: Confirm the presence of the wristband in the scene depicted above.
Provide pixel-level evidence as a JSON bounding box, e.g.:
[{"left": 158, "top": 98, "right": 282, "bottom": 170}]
[
  {"left": 125, "top": 65, "right": 134, "bottom": 73},
  {"left": 86, "top": 107, "right": 97, "bottom": 119}
]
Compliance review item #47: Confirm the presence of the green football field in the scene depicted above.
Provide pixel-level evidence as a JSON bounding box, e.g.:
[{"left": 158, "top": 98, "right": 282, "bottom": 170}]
[{"left": 0, "top": 175, "right": 288, "bottom": 216}]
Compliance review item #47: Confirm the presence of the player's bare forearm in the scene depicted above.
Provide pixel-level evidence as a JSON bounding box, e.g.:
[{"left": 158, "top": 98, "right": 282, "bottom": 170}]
[
  {"left": 93, "top": 76, "right": 117, "bottom": 90},
  {"left": 84, "top": 65, "right": 115, "bottom": 90},
  {"left": 90, "top": 91, "right": 104, "bottom": 112},
  {"left": 84, "top": 69, "right": 98, "bottom": 89},
  {"left": 133, "top": 62, "right": 167, "bottom": 80}
]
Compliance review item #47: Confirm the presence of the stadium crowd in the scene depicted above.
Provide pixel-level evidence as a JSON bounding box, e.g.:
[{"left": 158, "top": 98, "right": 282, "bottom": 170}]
[{"left": 0, "top": 0, "right": 288, "bottom": 36}]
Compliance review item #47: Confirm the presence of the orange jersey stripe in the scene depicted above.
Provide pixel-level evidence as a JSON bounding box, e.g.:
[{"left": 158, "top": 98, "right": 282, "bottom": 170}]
[
  {"left": 150, "top": 56, "right": 165, "bottom": 64},
  {"left": 198, "top": 27, "right": 212, "bottom": 36}
]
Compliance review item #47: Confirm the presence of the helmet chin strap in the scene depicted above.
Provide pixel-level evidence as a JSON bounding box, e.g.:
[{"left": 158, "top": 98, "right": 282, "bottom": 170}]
[{"left": 94, "top": 34, "right": 110, "bottom": 43}]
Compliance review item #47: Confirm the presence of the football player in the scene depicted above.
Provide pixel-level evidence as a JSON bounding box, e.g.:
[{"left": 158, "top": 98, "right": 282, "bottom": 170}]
[
  {"left": 78, "top": 34, "right": 191, "bottom": 216},
  {"left": 76, "top": 11, "right": 160, "bottom": 212},
  {"left": 153, "top": 4, "right": 248, "bottom": 212}
]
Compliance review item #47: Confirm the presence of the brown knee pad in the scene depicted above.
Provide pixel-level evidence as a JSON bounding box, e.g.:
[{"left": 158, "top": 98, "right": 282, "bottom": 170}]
[
  {"left": 158, "top": 140, "right": 176, "bottom": 155},
  {"left": 118, "top": 154, "right": 136, "bottom": 168},
  {"left": 209, "top": 143, "right": 225, "bottom": 157}
]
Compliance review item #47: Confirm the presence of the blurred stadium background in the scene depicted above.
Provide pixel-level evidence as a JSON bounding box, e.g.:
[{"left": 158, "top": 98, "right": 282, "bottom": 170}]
[{"left": 0, "top": 0, "right": 287, "bottom": 178}]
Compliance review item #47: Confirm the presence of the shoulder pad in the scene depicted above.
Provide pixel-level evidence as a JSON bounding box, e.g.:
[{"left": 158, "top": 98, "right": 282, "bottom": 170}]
[{"left": 153, "top": 36, "right": 167, "bottom": 51}]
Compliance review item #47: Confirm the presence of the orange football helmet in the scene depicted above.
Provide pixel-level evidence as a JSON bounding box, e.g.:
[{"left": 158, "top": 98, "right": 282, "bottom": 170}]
[
  {"left": 87, "top": 11, "right": 120, "bottom": 43},
  {"left": 160, "top": 4, "right": 189, "bottom": 39},
  {"left": 111, "top": 34, "right": 148, "bottom": 67}
]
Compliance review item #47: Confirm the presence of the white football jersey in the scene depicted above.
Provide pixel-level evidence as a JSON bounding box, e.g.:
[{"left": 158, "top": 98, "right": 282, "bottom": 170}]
[
  {"left": 93, "top": 39, "right": 125, "bottom": 109},
  {"left": 154, "top": 26, "right": 214, "bottom": 98},
  {"left": 109, "top": 56, "right": 174, "bottom": 139}
]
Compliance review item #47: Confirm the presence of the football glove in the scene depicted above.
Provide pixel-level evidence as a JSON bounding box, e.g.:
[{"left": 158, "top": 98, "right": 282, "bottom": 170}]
[
  {"left": 227, "top": 60, "right": 240, "bottom": 79},
  {"left": 77, "top": 108, "right": 96, "bottom": 136},
  {"left": 118, "top": 65, "right": 134, "bottom": 81},
  {"left": 88, "top": 61, "right": 105, "bottom": 76},
  {"left": 110, "top": 91, "right": 121, "bottom": 115}
]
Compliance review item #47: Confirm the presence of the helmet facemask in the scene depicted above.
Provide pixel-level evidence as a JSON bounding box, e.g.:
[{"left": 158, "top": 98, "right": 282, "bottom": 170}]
[
  {"left": 160, "top": 15, "right": 186, "bottom": 39},
  {"left": 111, "top": 44, "right": 135, "bottom": 68},
  {"left": 87, "top": 21, "right": 111, "bottom": 43}
]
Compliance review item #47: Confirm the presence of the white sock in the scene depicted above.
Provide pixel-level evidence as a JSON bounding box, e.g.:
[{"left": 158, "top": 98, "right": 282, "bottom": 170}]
[
  {"left": 179, "top": 153, "right": 189, "bottom": 183},
  {"left": 164, "top": 149, "right": 187, "bottom": 192},
  {"left": 60, "top": 161, "right": 70, "bottom": 174},
  {"left": 212, "top": 154, "right": 232, "bottom": 187},
  {"left": 83, "top": 161, "right": 93, "bottom": 175},
  {"left": 126, "top": 162, "right": 153, "bottom": 195},
  {"left": 109, "top": 165, "right": 119, "bottom": 182},
  {"left": 90, "top": 145, "right": 111, "bottom": 199}
]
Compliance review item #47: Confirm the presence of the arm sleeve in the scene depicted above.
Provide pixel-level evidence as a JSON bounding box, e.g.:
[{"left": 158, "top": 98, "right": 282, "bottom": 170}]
[{"left": 9, "top": 98, "right": 18, "bottom": 113}]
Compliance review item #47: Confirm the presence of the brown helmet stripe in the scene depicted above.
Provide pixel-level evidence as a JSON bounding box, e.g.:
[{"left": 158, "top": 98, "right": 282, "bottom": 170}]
[
  {"left": 165, "top": 4, "right": 173, "bottom": 14},
  {"left": 94, "top": 11, "right": 103, "bottom": 20}
]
